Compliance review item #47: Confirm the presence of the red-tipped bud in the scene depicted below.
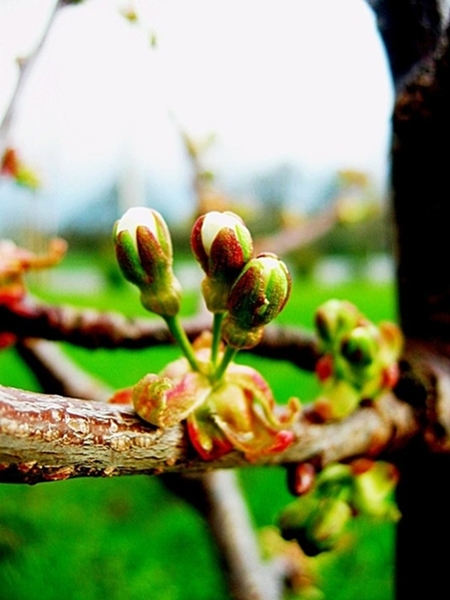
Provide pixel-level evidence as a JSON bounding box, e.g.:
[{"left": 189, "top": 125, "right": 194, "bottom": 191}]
[{"left": 190, "top": 211, "right": 253, "bottom": 311}]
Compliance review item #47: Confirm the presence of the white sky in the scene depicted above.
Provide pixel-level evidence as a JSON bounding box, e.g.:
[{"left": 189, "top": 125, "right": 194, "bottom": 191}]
[{"left": 0, "top": 0, "right": 394, "bottom": 227}]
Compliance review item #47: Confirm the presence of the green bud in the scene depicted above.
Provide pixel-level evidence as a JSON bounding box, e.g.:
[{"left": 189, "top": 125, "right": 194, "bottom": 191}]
[
  {"left": 309, "top": 497, "right": 352, "bottom": 552},
  {"left": 114, "top": 207, "right": 181, "bottom": 316},
  {"left": 222, "top": 253, "right": 291, "bottom": 349}
]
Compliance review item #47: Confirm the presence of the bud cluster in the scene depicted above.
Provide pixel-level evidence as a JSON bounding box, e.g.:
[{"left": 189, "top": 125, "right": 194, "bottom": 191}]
[
  {"left": 313, "top": 299, "right": 403, "bottom": 420},
  {"left": 112, "top": 207, "right": 298, "bottom": 461},
  {"left": 190, "top": 210, "right": 291, "bottom": 349},
  {"left": 279, "top": 459, "right": 400, "bottom": 556}
]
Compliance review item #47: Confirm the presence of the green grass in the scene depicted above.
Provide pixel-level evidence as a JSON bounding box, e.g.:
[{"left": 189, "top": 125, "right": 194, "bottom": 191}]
[{"left": 0, "top": 272, "right": 398, "bottom": 599}]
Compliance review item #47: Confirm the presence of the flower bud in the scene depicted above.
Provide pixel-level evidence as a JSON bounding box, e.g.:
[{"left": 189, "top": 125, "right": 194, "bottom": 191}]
[
  {"left": 340, "top": 325, "right": 378, "bottom": 368},
  {"left": 309, "top": 497, "right": 352, "bottom": 552},
  {"left": 114, "top": 207, "right": 181, "bottom": 316},
  {"left": 133, "top": 371, "right": 210, "bottom": 429},
  {"left": 351, "top": 460, "right": 400, "bottom": 520},
  {"left": 222, "top": 253, "right": 291, "bottom": 348},
  {"left": 314, "top": 299, "right": 361, "bottom": 349},
  {"left": 190, "top": 211, "right": 253, "bottom": 311}
]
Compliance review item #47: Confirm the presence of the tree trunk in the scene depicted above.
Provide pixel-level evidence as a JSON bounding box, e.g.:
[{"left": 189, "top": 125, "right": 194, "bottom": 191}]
[{"left": 389, "top": 13, "right": 450, "bottom": 600}]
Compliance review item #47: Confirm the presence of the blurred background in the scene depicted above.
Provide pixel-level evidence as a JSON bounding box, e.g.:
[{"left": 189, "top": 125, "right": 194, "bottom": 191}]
[{"left": 0, "top": 1, "right": 397, "bottom": 598}]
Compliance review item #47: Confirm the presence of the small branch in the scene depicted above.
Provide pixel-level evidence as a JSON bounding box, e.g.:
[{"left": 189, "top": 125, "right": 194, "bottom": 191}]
[
  {"left": 200, "top": 470, "right": 284, "bottom": 600},
  {"left": 253, "top": 325, "right": 318, "bottom": 372},
  {"left": 0, "top": 385, "right": 418, "bottom": 484}
]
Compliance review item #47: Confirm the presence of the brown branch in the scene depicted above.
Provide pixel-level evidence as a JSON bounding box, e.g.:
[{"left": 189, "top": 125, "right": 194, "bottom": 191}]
[
  {"left": 0, "top": 301, "right": 205, "bottom": 348},
  {"left": 0, "top": 384, "right": 419, "bottom": 484},
  {"left": 0, "top": 301, "right": 318, "bottom": 369}
]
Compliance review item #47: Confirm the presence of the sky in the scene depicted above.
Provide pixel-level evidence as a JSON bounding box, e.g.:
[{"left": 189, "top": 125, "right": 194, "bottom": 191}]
[{"left": 0, "top": 0, "right": 394, "bottom": 230}]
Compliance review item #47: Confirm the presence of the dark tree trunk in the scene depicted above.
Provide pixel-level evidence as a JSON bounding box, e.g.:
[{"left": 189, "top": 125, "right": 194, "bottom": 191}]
[
  {"left": 395, "top": 442, "right": 450, "bottom": 598},
  {"left": 367, "top": 0, "right": 442, "bottom": 88},
  {"left": 392, "top": 24, "right": 450, "bottom": 349},
  {"left": 369, "top": 1, "right": 450, "bottom": 597}
]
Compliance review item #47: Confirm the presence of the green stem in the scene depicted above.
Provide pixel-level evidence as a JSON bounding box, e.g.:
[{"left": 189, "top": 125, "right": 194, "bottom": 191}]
[
  {"left": 164, "top": 315, "right": 199, "bottom": 371},
  {"left": 211, "top": 312, "right": 224, "bottom": 366},
  {"left": 214, "top": 344, "right": 239, "bottom": 382}
]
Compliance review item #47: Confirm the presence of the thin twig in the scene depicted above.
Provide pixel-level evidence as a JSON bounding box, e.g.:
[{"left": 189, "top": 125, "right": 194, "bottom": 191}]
[
  {"left": 0, "top": 0, "right": 64, "bottom": 145},
  {"left": 254, "top": 206, "right": 338, "bottom": 256}
]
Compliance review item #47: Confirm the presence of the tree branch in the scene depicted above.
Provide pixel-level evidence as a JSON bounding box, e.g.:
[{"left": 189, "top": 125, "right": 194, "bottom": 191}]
[
  {"left": 0, "top": 300, "right": 318, "bottom": 370},
  {"left": 199, "top": 470, "right": 285, "bottom": 600},
  {"left": 0, "top": 384, "right": 418, "bottom": 484},
  {"left": 14, "top": 337, "right": 292, "bottom": 600}
]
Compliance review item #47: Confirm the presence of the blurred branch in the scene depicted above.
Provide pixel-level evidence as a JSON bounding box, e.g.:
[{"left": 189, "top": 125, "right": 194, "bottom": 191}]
[
  {"left": 198, "top": 470, "right": 285, "bottom": 600},
  {"left": 254, "top": 205, "right": 338, "bottom": 255},
  {"left": 0, "top": 1, "right": 66, "bottom": 146},
  {"left": 0, "top": 300, "right": 318, "bottom": 370},
  {"left": 15, "top": 338, "right": 112, "bottom": 400}
]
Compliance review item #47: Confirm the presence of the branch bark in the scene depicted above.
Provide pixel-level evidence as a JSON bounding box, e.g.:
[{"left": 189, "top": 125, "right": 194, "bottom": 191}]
[
  {"left": 0, "top": 300, "right": 318, "bottom": 370},
  {"left": 0, "top": 384, "right": 418, "bottom": 484}
]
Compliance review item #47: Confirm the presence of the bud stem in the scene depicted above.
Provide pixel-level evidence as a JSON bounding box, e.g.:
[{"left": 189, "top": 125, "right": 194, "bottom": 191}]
[
  {"left": 163, "top": 315, "right": 200, "bottom": 372},
  {"left": 214, "top": 344, "right": 239, "bottom": 382},
  {"left": 211, "top": 312, "right": 224, "bottom": 366}
]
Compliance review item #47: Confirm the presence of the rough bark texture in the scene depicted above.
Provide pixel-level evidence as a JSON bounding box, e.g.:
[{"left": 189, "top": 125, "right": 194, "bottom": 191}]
[{"left": 0, "top": 384, "right": 419, "bottom": 484}]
